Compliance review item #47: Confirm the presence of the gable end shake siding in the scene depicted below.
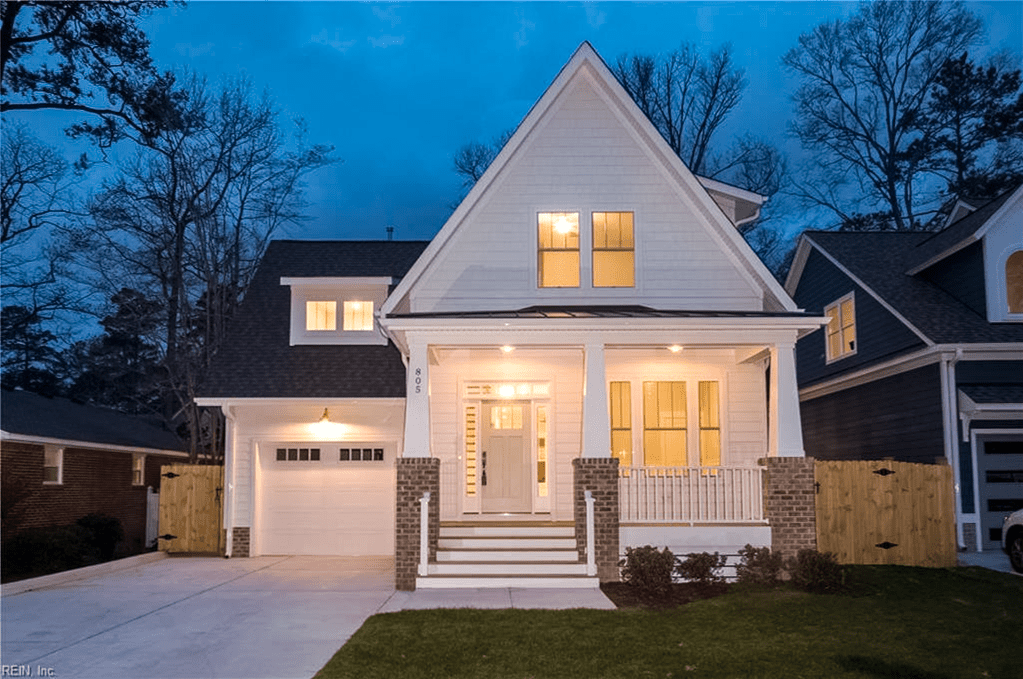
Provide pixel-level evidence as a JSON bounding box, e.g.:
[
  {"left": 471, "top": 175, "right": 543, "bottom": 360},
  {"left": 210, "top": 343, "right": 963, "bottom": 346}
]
[
  {"left": 794, "top": 248, "right": 925, "bottom": 386},
  {"left": 801, "top": 365, "right": 945, "bottom": 464}
]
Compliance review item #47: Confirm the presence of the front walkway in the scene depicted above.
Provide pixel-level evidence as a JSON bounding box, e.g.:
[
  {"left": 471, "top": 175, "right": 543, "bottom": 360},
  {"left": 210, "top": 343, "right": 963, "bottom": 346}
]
[{"left": 1, "top": 554, "right": 614, "bottom": 679}]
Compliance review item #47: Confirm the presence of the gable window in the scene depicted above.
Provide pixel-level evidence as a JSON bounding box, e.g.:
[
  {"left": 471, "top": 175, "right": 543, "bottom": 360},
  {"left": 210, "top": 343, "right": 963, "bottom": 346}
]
[
  {"left": 44, "top": 446, "right": 63, "bottom": 484},
  {"left": 592, "top": 212, "right": 634, "bottom": 287},
  {"left": 306, "top": 301, "right": 336, "bottom": 331},
  {"left": 825, "top": 293, "right": 856, "bottom": 361},
  {"left": 343, "top": 301, "right": 374, "bottom": 331},
  {"left": 132, "top": 454, "right": 145, "bottom": 486},
  {"left": 538, "top": 212, "right": 580, "bottom": 287},
  {"left": 1007, "top": 251, "right": 1023, "bottom": 314}
]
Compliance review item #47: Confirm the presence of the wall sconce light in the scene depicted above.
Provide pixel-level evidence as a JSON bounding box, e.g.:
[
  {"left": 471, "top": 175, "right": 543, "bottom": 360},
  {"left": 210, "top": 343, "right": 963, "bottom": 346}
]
[
  {"left": 312, "top": 408, "right": 343, "bottom": 437},
  {"left": 668, "top": 345, "right": 684, "bottom": 353}
]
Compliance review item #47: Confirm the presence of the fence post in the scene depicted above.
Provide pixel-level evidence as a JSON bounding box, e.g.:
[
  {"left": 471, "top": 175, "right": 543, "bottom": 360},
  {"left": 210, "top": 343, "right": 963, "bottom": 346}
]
[
  {"left": 584, "top": 490, "right": 596, "bottom": 576},
  {"left": 418, "top": 491, "right": 431, "bottom": 577}
]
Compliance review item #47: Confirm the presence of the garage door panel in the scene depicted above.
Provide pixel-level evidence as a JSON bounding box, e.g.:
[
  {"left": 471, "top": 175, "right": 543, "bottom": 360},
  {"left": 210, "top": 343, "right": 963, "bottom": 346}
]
[{"left": 258, "top": 444, "right": 395, "bottom": 556}]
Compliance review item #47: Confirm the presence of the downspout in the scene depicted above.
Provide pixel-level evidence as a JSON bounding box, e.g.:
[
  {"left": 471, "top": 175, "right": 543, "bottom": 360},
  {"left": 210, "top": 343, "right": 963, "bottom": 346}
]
[
  {"left": 223, "top": 405, "right": 237, "bottom": 558},
  {"left": 939, "top": 349, "right": 963, "bottom": 549}
]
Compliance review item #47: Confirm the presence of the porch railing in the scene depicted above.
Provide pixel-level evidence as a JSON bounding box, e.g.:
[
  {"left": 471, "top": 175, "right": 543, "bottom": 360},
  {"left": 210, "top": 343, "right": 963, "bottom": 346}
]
[{"left": 618, "top": 466, "right": 766, "bottom": 524}]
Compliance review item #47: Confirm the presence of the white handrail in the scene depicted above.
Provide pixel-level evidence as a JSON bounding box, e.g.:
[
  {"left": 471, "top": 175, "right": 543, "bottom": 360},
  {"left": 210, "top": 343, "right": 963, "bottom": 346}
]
[
  {"left": 584, "top": 490, "right": 596, "bottom": 576},
  {"left": 418, "top": 491, "right": 431, "bottom": 577},
  {"left": 618, "top": 466, "right": 766, "bottom": 524}
]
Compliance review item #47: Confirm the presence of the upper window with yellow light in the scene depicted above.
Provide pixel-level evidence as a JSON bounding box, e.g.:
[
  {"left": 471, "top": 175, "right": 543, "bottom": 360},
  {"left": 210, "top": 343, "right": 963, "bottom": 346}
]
[
  {"left": 538, "top": 212, "right": 580, "bottom": 288},
  {"left": 592, "top": 212, "right": 634, "bottom": 287},
  {"left": 282, "top": 277, "right": 390, "bottom": 346}
]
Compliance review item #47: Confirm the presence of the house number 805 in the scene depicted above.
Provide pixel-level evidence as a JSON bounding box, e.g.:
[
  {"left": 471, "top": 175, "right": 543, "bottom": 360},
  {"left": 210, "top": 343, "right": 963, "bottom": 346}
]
[{"left": 414, "top": 367, "right": 422, "bottom": 394}]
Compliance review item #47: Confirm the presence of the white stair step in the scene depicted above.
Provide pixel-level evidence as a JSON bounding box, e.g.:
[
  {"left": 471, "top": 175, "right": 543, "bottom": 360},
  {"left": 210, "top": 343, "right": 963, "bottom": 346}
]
[
  {"left": 439, "top": 525, "right": 575, "bottom": 538},
  {"left": 436, "top": 549, "right": 579, "bottom": 562},
  {"left": 439, "top": 537, "right": 577, "bottom": 550},
  {"left": 416, "top": 575, "right": 600, "bottom": 589},
  {"left": 428, "top": 562, "right": 589, "bottom": 576}
]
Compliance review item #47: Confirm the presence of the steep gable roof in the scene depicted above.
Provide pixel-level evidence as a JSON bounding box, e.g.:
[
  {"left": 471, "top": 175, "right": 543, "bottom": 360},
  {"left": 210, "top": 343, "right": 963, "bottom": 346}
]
[
  {"left": 201, "top": 240, "right": 429, "bottom": 399},
  {"left": 905, "top": 184, "right": 1022, "bottom": 275},
  {"left": 793, "top": 230, "right": 1023, "bottom": 345},
  {"left": 382, "top": 42, "right": 795, "bottom": 317},
  {"left": 1, "top": 389, "right": 186, "bottom": 452}
]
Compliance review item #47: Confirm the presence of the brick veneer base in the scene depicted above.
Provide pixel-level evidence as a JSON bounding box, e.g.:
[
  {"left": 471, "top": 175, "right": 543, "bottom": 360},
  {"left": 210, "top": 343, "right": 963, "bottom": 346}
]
[
  {"left": 231, "top": 527, "right": 250, "bottom": 557},
  {"left": 573, "top": 457, "right": 620, "bottom": 582},
  {"left": 395, "top": 458, "right": 440, "bottom": 591},
  {"left": 761, "top": 457, "right": 818, "bottom": 559}
]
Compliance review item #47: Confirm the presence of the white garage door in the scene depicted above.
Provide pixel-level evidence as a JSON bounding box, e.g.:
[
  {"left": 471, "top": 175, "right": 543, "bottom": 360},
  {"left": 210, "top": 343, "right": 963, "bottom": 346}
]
[{"left": 259, "top": 444, "right": 395, "bottom": 555}]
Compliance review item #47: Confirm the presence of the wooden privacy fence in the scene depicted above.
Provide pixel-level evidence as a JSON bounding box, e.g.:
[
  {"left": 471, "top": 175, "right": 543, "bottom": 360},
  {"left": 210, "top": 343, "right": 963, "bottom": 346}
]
[
  {"left": 157, "top": 464, "right": 224, "bottom": 554},
  {"left": 815, "top": 460, "right": 956, "bottom": 567}
]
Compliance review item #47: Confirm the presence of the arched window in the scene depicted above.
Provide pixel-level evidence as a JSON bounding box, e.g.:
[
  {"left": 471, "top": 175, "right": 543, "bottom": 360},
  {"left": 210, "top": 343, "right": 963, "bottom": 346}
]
[{"left": 1007, "top": 251, "right": 1023, "bottom": 314}]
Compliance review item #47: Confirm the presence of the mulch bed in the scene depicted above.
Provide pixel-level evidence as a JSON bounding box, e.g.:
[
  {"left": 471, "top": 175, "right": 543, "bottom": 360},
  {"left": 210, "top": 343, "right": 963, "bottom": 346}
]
[{"left": 600, "top": 581, "right": 732, "bottom": 609}]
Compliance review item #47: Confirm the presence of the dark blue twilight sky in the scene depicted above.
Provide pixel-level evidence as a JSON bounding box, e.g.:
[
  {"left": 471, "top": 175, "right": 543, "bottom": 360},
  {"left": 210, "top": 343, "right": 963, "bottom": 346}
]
[{"left": 26, "top": 1, "right": 1023, "bottom": 242}]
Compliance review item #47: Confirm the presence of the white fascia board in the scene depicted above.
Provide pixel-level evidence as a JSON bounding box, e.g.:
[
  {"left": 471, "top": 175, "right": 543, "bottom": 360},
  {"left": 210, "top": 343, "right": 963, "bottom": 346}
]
[
  {"left": 783, "top": 236, "right": 814, "bottom": 296},
  {"left": 0, "top": 430, "right": 189, "bottom": 457},
  {"left": 802, "top": 235, "right": 934, "bottom": 346},
  {"left": 384, "top": 315, "right": 825, "bottom": 334},
  {"left": 194, "top": 397, "right": 407, "bottom": 408},
  {"left": 280, "top": 277, "right": 393, "bottom": 287},
  {"left": 696, "top": 175, "right": 767, "bottom": 207}
]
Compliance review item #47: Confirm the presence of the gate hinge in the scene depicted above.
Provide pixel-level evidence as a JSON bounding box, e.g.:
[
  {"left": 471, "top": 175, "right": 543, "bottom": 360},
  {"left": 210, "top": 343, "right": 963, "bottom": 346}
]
[
  {"left": 876, "top": 541, "right": 898, "bottom": 550},
  {"left": 162, "top": 471, "right": 181, "bottom": 479},
  {"left": 157, "top": 534, "right": 178, "bottom": 541},
  {"left": 873, "top": 468, "right": 896, "bottom": 476}
]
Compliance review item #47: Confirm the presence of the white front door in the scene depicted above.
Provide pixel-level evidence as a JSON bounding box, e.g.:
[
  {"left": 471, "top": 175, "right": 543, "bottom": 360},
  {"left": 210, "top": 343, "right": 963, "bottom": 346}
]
[{"left": 481, "top": 402, "right": 531, "bottom": 513}]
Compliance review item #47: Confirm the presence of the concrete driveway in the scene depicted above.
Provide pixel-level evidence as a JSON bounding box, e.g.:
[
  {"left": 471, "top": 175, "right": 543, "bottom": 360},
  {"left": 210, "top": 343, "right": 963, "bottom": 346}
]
[{"left": 1, "top": 555, "right": 396, "bottom": 679}]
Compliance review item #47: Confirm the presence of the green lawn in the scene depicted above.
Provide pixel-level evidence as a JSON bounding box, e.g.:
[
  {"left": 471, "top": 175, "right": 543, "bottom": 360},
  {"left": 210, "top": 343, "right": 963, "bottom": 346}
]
[{"left": 314, "top": 566, "right": 1022, "bottom": 679}]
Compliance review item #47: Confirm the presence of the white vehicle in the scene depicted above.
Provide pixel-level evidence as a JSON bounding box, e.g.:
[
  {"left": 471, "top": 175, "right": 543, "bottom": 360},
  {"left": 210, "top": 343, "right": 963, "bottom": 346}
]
[{"left": 1003, "top": 509, "right": 1023, "bottom": 574}]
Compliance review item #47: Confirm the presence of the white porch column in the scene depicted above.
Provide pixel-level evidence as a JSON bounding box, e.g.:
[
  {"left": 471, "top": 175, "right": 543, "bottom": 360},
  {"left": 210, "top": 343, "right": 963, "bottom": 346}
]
[
  {"left": 769, "top": 342, "right": 805, "bottom": 457},
  {"left": 403, "top": 341, "right": 431, "bottom": 457},
  {"left": 222, "top": 406, "right": 237, "bottom": 557},
  {"left": 582, "top": 342, "right": 611, "bottom": 458}
]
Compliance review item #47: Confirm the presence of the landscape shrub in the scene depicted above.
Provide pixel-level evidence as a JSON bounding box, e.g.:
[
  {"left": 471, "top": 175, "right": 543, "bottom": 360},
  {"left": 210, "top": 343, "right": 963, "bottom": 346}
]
[
  {"left": 77, "top": 513, "right": 124, "bottom": 561},
  {"left": 789, "top": 549, "right": 845, "bottom": 593},
  {"left": 620, "top": 545, "right": 675, "bottom": 596},
  {"left": 735, "top": 544, "right": 784, "bottom": 585},
  {"left": 1, "top": 524, "right": 99, "bottom": 580},
  {"left": 676, "top": 551, "right": 727, "bottom": 584}
]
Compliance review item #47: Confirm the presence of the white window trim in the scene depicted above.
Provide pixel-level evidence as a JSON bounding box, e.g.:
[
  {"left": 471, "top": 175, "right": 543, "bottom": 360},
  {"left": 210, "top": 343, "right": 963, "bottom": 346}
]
[
  {"left": 43, "top": 445, "right": 63, "bottom": 485},
  {"left": 824, "top": 292, "right": 857, "bottom": 364},
  {"left": 534, "top": 209, "right": 638, "bottom": 293},
  {"left": 990, "top": 245, "right": 1023, "bottom": 323}
]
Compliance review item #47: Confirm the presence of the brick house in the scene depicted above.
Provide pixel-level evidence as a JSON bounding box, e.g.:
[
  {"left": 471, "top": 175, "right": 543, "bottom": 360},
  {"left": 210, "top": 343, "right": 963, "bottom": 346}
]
[
  {"left": 198, "top": 43, "right": 825, "bottom": 590},
  {"left": 1, "top": 389, "right": 189, "bottom": 556}
]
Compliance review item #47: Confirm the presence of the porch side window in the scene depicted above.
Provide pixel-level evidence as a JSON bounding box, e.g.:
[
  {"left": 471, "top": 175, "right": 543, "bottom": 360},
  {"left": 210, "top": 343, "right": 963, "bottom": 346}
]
[
  {"left": 643, "top": 381, "right": 686, "bottom": 466},
  {"left": 343, "top": 300, "right": 373, "bottom": 331},
  {"left": 824, "top": 293, "right": 856, "bottom": 361},
  {"left": 592, "top": 212, "right": 634, "bottom": 287},
  {"left": 538, "top": 212, "right": 580, "bottom": 288},
  {"left": 306, "top": 301, "right": 336, "bottom": 331},
  {"left": 698, "top": 381, "right": 721, "bottom": 466},
  {"left": 464, "top": 405, "right": 478, "bottom": 496},
  {"left": 44, "top": 446, "right": 63, "bottom": 484},
  {"left": 1007, "top": 250, "right": 1023, "bottom": 313},
  {"left": 610, "top": 381, "right": 633, "bottom": 466},
  {"left": 536, "top": 405, "right": 549, "bottom": 497}
]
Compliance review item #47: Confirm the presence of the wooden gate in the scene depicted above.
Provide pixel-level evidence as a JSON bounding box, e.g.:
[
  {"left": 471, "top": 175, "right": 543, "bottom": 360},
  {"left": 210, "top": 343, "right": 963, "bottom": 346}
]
[
  {"left": 158, "top": 464, "right": 224, "bottom": 554},
  {"left": 815, "top": 460, "right": 956, "bottom": 567}
]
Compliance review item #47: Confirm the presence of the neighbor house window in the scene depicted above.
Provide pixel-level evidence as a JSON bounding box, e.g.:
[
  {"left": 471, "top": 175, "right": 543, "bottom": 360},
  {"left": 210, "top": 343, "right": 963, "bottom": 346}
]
[
  {"left": 44, "top": 446, "right": 63, "bottom": 484},
  {"left": 643, "top": 381, "right": 687, "bottom": 467},
  {"left": 698, "top": 381, "right": 721, "bottom": 467},
  {"left": 610, "top": 381, "right": 633, "bottom": 467},
  {"left": 132, "top": 454, "right": 145, "bottom": 486},
  {"left": 306, "top": 301, "right": 336, "bottom": 331},
  {"left": 538, "top": 212, "right": 580, "bottom": 287},
  {"left": 343, "top": 301, "right": 373, "bottom": 331},
  {"left": 592, "top": 212, "right": 634, "bottom": 287},
  {"left": 1007, "top": 251, "right": 1023, "bottom": 314},
  {"left": 825, "top": 293, "right": 856, "bottom": 361}
]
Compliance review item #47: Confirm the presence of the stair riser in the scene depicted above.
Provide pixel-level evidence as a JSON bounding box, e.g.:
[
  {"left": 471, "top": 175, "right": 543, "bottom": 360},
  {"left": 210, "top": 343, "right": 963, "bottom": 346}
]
[
  {"left": 416, "top": 576, "right": 600, "bottom": 589},
  {"left": 439, "top": 526, "right": 575, "bottom": 538},
  {"left": 429, "top": 563, "right": 589, "bottom": 576},
  {"left": 439, "top": 538, "right": 577, "bottom": 549},
  {"left": 437, "top": 550, "right": 579, "bottom": 562}
]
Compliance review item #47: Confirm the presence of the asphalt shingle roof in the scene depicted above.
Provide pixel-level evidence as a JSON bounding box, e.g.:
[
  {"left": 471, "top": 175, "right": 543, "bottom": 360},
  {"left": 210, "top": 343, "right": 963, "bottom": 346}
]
[
  {"left": 959, "top": 385, "right": 1023, "bottom": 404},
  {"left": 201, "top": 240, "right": 430, "bottom": 398},
  {"left": 806, "top": 230, "right": 1023, "bottom": 345},
  {"left": 1, "top": 389, "right": 186, "bottom": 451}
]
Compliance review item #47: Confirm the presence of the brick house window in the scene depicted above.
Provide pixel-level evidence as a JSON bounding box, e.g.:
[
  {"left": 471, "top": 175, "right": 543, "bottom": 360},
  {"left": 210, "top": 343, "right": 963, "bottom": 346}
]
[
  {"left": 132, "top": 454, "right": 145, "bottom": 486},
  {"left": 44, "top": 446, "right": 63, "bottom": 484}
]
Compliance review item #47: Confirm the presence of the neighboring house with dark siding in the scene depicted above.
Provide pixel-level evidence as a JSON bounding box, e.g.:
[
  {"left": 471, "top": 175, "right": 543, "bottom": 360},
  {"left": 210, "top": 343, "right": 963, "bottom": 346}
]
[
  {"left": 1, "top": 389, "right": 189, "bottom": 556},
  {"left": 786, "top": 184, "right": 1023, "bottom": 552}
]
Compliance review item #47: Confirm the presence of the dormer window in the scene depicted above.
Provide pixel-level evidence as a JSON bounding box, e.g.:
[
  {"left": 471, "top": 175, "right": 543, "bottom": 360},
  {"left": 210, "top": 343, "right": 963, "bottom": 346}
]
[
  {"left": 825, "top": 293, "right": 856, "bottom": 362},
  {"left": 283, "top": 277, "right": 390, "bottom": 345},
  {"left": 306, "top": 301, "right": 337, "bottom": 331}
]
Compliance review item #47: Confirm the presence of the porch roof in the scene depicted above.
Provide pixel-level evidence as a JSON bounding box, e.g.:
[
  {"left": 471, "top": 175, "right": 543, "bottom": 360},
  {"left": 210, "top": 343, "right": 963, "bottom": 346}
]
[
  {"left": 387, "top": 305, "right": 815, "bottom": 320},
  {"left": 959, "top": 385, "right": 1023, "bottom": 405}
]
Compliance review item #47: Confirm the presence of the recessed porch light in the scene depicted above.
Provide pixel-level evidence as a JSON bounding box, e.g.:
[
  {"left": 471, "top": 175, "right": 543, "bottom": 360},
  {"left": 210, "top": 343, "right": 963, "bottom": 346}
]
[
  {"left": 668, "top": 345, "right": 684, "bottom": 353},
  {"left": 500, "top": 345, "right": 515, "bottom": 353}
]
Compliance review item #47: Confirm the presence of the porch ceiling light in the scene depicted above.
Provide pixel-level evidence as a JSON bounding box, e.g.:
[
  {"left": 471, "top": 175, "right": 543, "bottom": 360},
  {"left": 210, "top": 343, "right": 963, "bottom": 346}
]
[
  {"left": 501, "top": 345, "right": 515, "bottom": 353},
  {"left": 498, "top": 384, "right": 516, "bottom": 398},
  {"left": 668, "top": 344, "right": 684, "bottom": 353}
]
